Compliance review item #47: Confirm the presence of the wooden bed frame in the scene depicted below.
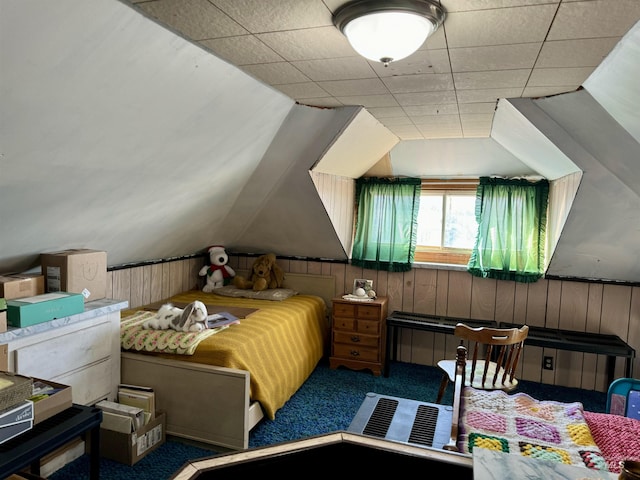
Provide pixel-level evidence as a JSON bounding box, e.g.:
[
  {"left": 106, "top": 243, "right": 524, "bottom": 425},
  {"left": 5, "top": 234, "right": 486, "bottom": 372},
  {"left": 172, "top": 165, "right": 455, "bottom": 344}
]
[{"left": 120, "top": 272, "right": 336, "bottom": 450}]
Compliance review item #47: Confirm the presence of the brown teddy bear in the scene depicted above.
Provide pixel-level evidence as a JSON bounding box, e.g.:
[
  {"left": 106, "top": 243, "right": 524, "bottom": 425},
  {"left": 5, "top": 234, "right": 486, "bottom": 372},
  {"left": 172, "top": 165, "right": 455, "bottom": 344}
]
[{"left": 233, "top": 253, "right": 285, "bottom": 291}]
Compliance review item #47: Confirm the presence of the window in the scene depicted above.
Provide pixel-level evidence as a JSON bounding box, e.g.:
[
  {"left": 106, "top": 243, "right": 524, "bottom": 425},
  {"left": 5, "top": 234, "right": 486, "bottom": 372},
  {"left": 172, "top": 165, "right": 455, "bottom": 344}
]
[{"left": 414, "top": 179, "right": 479, "bottom": 265}]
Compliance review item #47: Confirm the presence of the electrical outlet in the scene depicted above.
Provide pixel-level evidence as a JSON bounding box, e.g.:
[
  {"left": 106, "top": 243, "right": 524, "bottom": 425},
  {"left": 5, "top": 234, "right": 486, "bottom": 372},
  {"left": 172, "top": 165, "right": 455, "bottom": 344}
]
[{"left": 543, "top": 356, "right": 554, "bottom": 370}]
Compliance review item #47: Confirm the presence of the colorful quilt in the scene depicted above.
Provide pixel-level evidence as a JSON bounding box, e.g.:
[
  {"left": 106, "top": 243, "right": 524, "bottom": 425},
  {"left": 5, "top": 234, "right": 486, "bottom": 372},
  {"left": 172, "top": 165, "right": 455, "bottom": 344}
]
[{"left": 458, "top": 387, "right": 609, "bottom": 471}]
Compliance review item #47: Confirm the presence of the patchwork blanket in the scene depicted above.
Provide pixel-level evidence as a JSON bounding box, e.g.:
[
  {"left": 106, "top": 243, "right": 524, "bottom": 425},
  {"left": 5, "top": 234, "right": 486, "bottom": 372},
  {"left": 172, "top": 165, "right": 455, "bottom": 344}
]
[
  {"left": 121, "top": 311, "right": 227, "bottom": 355},
  {"left": 458, "top": 387, "right": 608, "bottom": 471}
]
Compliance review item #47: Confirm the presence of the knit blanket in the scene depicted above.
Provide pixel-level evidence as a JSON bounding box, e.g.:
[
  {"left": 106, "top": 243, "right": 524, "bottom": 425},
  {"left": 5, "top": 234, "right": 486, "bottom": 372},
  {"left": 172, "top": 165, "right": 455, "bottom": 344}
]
[
  {"left": 458, "top": 387, "right": 609, "bottom": 471},
  {"left": 584, "top": 411, "right": 640, "bottom": 474},
  {"left": 120, "top": 311, "right": 227, "bottom": 355}
]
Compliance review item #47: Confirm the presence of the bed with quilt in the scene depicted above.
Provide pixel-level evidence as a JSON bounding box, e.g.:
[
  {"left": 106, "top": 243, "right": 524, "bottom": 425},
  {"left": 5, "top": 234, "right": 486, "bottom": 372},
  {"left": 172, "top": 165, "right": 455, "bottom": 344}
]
[
  {"left": 119, "top": 272, "right": 333, "bottom": 450},
  {"left": 447, "top": 346, "right": 640, "bottom": 476}
]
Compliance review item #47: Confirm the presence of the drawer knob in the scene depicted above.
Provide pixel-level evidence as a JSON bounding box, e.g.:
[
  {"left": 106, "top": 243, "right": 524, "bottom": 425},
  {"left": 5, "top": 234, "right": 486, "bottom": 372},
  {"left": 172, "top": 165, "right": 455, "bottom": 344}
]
[
  {"left": 350, "top": 350, "right": 360, "bottom": 357},
  {"left": 351, "top": 336, "right": 360, "bottom": 342}
]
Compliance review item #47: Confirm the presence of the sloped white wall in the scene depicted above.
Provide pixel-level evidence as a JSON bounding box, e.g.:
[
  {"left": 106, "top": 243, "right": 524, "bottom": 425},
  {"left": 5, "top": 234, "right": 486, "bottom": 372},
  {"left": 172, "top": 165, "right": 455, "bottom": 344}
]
[{"left": 0, "top": 0, "right": 293, "bottom": 272}]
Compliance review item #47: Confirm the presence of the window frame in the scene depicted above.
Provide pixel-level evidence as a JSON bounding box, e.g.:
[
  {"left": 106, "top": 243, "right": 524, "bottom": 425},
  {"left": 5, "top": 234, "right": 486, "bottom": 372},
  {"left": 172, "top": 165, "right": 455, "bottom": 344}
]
[{"left": 414, "top": 179, "right": 479, "bottom": 265}]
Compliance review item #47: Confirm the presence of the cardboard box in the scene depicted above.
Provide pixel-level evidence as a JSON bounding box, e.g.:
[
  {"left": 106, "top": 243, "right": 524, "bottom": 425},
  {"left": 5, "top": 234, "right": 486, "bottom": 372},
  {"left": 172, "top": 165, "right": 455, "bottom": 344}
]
[
  {"left": 30, "top": 378, "right": 73, "bottom": 424},
  {"left": 7, "top": 292, "right": 84, "bottom": 327},
  {"left": 100, "top": 411, "right": 166, "bottom": 465},
  {"left": 41, "top": 249, "right": 107, "bottom": 302},
  {"left": 0, "top": 311, "right": 6, "bottom": 334},
  {"left": 0, "top": 400, "right": 33, "bottom": 444},
  {"left": 0, "top": 274, "right": 44, "bottom": 300}
]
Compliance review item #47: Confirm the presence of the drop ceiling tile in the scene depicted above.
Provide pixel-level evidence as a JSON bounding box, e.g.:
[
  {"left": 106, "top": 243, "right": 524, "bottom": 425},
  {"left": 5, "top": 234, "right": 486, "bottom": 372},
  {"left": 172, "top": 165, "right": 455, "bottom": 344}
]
[
  {"left": 335, "top": 94, "right": 400, "bottom": 108},
  {"left": 412, "top": 114, "right": 462, "bottom": 127},
  {"left": 459, "top": 102, "right": 497, "bottom": 114},
  {"left": 535, "top": 38, "right": 621, "bottom": 68},
  {"left": 404, "top": 104, "right": 459, "bottom": 115},
  {"left": 317, "top": 78, "right": 388, "bottom": 96},
  {"left": 444, "top": 5, "right": 557, "bottom": 48},
  {"left": 372, "top": 49, "right": 452, "bottom": 76},
  {"left": 394, "top": 91, "right": 458, "bottom": 106},
  {"left": 257, "top": 27, "right": 352, "bottom": 61},
  {"left": 273, "top": 82, "right": 329, "bottom": 98},
  {"left": 380, "top": 116, "right": 415, "bottom": 126},
  {"left": 382, "top": 74, "right": 454, "bottom": 94},
  {"left": 136, "top": 0, "right": 247, "bottom": 40},
  {"left": 528, "top": 67, "right": 594, "bottom": 87},
  {"left": 211, "top": 0, "right": 332, "bottom": 32},
  {"left": 367, "top": 106, "right": 407, "bottom": 118},
  {"left": 548, "top": 0, "right": 640, "bottom": 40},
  {"left": 450, "top": 43, "right": 541, "bottom": 72},
  {"left": 454, "top": 69, "right": 530, "bottom": 90},
  {"left": 442, "top": 0, "right": 556, "bottom": 13},
  {"left": 242, "top": 62, "right": 310, "bottom": 85},
  {"left": 200, "top": 36, "right": 284, "bottom": 65},
  {"left": 292, "top": 57, "right": 377, "bottom": 81},
  {"left": 456, "top": 87, "right": 523, "bottom": 103}
]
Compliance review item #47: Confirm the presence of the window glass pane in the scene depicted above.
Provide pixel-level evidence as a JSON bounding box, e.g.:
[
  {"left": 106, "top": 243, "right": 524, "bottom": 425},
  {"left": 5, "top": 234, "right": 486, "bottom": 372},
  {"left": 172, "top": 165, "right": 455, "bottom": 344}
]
[
  {"left": 443, "top": 195, "right": 477, "bottom": 248},
  {"left": 417, "top": 195, "right": 443, "bottom": 247}
]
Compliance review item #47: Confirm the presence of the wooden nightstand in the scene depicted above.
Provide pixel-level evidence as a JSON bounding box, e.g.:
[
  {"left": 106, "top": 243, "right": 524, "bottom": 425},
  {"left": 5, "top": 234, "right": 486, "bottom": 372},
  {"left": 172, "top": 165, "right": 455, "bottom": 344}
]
[{"left": 329, "top": 296, "right": 388, "bottom": 376}]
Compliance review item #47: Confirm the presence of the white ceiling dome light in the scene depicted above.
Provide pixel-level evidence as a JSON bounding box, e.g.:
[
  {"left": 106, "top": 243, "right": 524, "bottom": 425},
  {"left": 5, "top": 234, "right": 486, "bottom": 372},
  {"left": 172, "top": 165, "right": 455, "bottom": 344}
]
[{"left": 333, "top": 0, "right": 446, "bottom": 66}]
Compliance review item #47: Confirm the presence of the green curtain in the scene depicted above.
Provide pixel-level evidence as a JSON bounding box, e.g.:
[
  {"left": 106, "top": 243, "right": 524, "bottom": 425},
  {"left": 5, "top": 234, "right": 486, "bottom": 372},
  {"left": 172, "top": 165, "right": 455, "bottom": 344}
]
[
  {"left": 467, "top": 177, "right": 549, "bottom": 283},
  {"left": 351, "top": 177, "right": 421, "bottom": 272}
]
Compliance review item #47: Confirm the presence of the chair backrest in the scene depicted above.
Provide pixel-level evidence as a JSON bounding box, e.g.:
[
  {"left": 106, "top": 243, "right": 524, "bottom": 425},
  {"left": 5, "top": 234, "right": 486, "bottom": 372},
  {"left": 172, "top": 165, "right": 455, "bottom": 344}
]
[{"left": 454, "top": 323, "right": 529, "bottom": 389}]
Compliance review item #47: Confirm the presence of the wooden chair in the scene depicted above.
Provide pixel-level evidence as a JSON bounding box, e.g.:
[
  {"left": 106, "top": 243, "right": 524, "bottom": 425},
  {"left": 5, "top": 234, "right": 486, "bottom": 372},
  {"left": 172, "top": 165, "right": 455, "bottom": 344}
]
[{"left": 436, "top": 323, "right": 529, "bottom": 403}]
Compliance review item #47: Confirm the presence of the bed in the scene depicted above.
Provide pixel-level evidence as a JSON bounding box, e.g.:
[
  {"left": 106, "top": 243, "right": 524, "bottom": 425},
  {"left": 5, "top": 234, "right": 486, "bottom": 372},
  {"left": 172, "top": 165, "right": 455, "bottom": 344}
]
[
  {"left": 119, "top": 272, "right": 335, "bottom": 450},
  {"left": 447, "top": 344, "right": 640, "bottom": 475}
]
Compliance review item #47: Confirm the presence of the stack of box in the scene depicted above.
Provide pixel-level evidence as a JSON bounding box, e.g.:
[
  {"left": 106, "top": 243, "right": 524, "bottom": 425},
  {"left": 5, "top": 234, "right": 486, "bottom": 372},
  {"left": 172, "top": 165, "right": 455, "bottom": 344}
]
[
  {"left": 97, "top": 385, "right": 165, "bottom": 465},
  {"left": 0, "top": 273, "right": 45, "bottom": 333},
  {"left": 0, "top": 372, "right": 34, "bottom": 444}
]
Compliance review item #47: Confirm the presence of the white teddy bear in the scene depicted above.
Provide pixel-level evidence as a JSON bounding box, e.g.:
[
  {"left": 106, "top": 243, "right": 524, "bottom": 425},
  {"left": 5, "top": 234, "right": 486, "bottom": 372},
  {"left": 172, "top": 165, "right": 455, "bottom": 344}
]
[{"left": 198, "top": 245, "right": 236, "bottom": 292}]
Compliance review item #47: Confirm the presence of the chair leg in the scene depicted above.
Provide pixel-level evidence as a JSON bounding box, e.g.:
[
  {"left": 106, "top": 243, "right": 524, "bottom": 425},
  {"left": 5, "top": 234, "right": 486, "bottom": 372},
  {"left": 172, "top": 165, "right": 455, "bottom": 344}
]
[{"left": 436, "top": 375, "right": 449, "bottom": 403}]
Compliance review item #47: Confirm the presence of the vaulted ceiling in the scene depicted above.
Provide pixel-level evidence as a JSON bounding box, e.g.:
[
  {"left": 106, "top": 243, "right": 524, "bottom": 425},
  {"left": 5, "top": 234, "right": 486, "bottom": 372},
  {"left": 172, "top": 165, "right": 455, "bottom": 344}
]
[{"left": 126, "top": 0, "right": 640, "bottom": 140}]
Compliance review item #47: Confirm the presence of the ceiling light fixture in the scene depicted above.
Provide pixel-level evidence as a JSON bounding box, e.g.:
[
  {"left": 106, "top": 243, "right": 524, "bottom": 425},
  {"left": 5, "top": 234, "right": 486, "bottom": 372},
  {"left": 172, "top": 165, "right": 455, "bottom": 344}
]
[{"left": 333, "top": 0, "right": 446, "bottom": 67}]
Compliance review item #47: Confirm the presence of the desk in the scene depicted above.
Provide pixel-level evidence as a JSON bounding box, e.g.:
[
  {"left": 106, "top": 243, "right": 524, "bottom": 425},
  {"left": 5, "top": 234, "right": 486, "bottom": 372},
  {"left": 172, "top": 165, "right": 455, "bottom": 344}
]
[
  {"left": 500, "top": 322, "right": 635, "bottom": 386},
  {"left": 0, "top": 404, "right": 102, "bottom": 480},
  {"left": 384, "top": 311, "right": 497, "bottom": 377}
]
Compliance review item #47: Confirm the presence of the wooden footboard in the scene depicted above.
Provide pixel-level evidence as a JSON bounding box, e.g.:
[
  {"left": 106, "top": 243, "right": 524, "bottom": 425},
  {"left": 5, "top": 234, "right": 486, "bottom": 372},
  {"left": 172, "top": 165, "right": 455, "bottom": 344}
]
[
  {"left": 444, "top": 344, "right": 467, "bottom": 452},
  {"left": 121, "top": 352, "right": 264, "bottom": 450}
]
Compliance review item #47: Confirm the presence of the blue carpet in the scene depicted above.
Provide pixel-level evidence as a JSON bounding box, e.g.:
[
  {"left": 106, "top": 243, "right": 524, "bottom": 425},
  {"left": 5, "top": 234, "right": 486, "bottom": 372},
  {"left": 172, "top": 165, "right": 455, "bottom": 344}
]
[{"left": 49, "top": 360, "right": 607, "bottom": 479}]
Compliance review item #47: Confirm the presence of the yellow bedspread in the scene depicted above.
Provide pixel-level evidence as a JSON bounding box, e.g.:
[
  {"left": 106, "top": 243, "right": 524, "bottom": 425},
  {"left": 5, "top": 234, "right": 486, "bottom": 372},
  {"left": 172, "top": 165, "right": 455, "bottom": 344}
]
[{"left": 121, "top": 290, "right": 328, "bottom": 420}]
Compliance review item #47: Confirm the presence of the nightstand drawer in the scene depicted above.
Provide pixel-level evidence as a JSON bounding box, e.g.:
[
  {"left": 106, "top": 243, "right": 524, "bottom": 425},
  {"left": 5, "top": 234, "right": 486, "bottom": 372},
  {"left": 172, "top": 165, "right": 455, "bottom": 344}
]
[
  {"left": 332, "top": 343, "right": 379, "bottom": 363},
  {"left": 356, "top": 304, "right": 382, "bottom": 320},
  {"left": 357, "top": 319, "right": 380, "bottom": 334},
  {"left": 333, "top": 331, "right": 379, "bottom": 348},
  {"left": 333, "top": 317, "right": 355, "bottom": 331},
  {"left": 333, "top": 303, "right": 356, "bottom": 317}
]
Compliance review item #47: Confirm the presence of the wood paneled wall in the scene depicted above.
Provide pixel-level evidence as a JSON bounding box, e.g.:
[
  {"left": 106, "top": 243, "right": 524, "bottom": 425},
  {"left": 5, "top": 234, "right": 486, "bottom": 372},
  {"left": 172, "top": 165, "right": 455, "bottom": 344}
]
[{"left": 107, "top": 254, "right": 639, "bottom": 393}]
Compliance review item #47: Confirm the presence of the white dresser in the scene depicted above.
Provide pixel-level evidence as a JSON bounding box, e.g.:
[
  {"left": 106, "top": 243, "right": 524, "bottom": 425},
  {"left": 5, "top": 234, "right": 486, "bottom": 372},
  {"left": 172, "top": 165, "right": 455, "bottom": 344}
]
[{"left": 0, "top": 298, "right": 128, "bottom": 405}]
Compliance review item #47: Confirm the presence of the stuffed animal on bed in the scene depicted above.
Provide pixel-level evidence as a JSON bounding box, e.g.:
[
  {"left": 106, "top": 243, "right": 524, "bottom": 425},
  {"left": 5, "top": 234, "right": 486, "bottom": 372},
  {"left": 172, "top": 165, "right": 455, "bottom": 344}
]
[
  {"left": 233, "top": 253, "right": 284, "bottom": 292},
  {"left": 199, "top": 245, "right": 236, "bottom": 292},
  {"left": 143, "top": 301, "right": 209, "bottom": 333}
]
